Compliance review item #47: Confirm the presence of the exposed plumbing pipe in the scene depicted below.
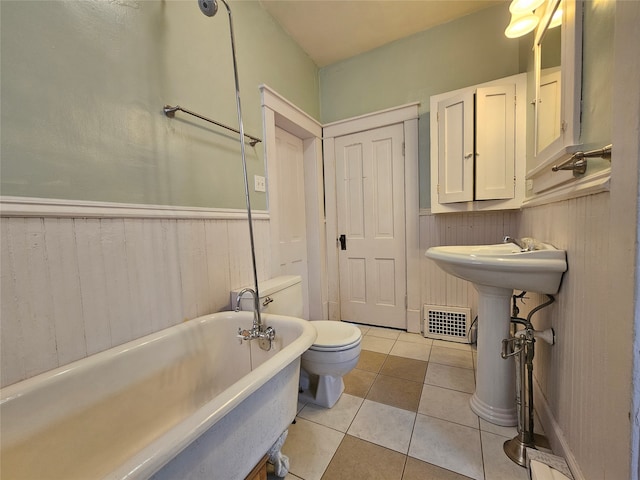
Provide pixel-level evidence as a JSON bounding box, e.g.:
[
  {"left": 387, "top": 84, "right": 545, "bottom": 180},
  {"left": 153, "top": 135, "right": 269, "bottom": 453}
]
[
  {"left": 502, "top": 293, "right": 556, "bottom": 467},
  {"left": 198, "top": 0, "right": 273, "bottom": 349}
]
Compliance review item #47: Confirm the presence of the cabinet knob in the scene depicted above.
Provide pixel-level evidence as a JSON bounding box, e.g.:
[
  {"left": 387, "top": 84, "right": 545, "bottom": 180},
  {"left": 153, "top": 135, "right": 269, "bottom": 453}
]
[{"left": 464, "top": 153, "right": 473, "bottom": 159}]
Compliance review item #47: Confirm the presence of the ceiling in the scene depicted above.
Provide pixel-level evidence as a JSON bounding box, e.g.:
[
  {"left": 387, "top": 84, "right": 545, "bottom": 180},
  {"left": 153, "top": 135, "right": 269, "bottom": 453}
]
[{"left": 259, "top": 0, "right": 505, "bottom": 67}]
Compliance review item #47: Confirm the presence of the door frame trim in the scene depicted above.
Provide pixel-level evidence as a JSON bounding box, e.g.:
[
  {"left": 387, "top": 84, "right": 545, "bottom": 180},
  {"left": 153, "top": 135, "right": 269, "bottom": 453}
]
[
  {"left": 323, "top": 103, "right": 421, "bottom": 332},
  {"left": 260, "top": 85, "right": 327, "bottom": 320}
]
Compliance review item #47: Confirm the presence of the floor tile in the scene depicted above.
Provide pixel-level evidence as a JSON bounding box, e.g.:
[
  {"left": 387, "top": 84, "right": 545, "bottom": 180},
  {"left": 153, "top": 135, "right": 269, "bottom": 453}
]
[
  {"left": 380, "top": 355, "right": 427, "bottom": 383},
  {"left": 298, "top": 393, "right": 363, "bottom": 432},
  {"left": 282, "top": 418, "right": 344, "bottom": 480},
  {"left": 389, "top": 339, "right": 431, "bottom": 361},
  {"left": 479, "top": 418, "right": 518, "bottom": 438},
  {"left": 321, "top": 435, "right": 406, "bottom": 480},
  {"left": 367, "top": 374, "right": 423, "bottom": 412},
  {"left": 398, "top": 331, "right": 433, "bottom": 345},
  {"left": 366, "top": 326, "right": 402, "bottom": 340},
  {"left": 402, "top": 456, "right": 474, "bottom": 480},
  {"left": 433, "top": 339, "right": 472, "bottom": 351},
  {"left": 409, "top": 414, "right": 484, "bottom": 480},
  {"left": 481, "top": 430, "right": 529, "bottom": 479},
  {"left": 418, "top": 384, "right": 479, "bottom": 429},
  {"left": 343, "top": 368, "right": 377, "bottom": 398},
  {"left": 356, "top": 350, "right": 387, "bottom": 373},
  {"left": 351, "top": 323, "right": 370, "bottom": 335},
  {"left": 348, "top": 399, "right": 416, "bottom": 454},
  {"left": 429, "top": 346, "right": 474, "bottom": 369},
  {"left": 425, "top": 363, "right": 476, "bottom": 393},
  {"left": 285, "top": 331, "right": 557, "bottom": 480},
  {"left": 361, "top": 335, "right": 396, "bottom": 354},
  {"left": 268, "top": 471, "right": 303, "bottom": 480}
]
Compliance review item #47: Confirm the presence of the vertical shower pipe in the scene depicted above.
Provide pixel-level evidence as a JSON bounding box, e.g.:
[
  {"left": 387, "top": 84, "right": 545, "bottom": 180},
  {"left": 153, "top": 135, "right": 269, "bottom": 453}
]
[{"left": 220, "top": 0, "right": 263, "bottom": 331}]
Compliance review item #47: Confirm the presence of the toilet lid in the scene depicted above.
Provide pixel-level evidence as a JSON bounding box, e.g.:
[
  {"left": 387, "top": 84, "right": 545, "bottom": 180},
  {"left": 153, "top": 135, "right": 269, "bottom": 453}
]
[{"left": 309, "top": 321, "right": 362, "bottom": 351}]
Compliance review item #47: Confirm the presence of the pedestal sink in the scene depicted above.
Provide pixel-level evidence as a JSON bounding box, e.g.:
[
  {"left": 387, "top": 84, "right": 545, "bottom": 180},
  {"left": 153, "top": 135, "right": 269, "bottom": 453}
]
[{"left": 425, "top": 238, "right": 567, "bottom": 426}]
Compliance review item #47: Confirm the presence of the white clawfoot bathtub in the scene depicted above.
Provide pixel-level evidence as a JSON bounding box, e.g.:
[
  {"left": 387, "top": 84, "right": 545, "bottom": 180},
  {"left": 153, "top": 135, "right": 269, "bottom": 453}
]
[{"left": 0, "top": 311, "right": 316, "bottom": 480}]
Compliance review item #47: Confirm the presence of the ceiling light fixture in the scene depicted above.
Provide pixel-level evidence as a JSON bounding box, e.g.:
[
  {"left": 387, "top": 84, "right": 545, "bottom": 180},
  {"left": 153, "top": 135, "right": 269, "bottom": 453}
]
[
  {"left": 509, "top": 0, "right": 546, "bottom": 15},
  {"left": 504, "top": 11, "right": 539, "bottom": 38}
]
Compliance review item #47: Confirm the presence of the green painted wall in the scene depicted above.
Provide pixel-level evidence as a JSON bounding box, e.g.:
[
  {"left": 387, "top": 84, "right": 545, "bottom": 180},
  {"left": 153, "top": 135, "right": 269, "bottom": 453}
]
[
  {"left": 580, "top": 0, "right": 614, "bottom": 152},
  {"left": 0, "top": 0, "right": 318, "bottom": 209},
  {"left": 2, "top": 1, "right": 612, "bottom": 211},
  {"left": 318, "top": 5, "right": 522, "bottom": 209}
]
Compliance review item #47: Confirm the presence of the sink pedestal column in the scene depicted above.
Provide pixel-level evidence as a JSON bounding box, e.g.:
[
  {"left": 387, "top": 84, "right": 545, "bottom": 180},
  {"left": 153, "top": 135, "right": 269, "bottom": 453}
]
[{"left": 469, "top": 284, "right": 517, "bottom": 426}]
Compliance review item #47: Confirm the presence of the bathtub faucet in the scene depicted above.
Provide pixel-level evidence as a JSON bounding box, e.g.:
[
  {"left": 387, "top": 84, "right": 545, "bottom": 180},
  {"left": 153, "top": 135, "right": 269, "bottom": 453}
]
[{"left": 235, "top": 288, "right": 275, "bottom": 350}]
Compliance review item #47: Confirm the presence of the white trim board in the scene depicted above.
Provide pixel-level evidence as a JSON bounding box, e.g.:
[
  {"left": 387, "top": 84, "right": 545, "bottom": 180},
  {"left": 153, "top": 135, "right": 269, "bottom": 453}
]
[
  {"left": 0, "top": 196, "right": 269, "bottom": 220},
  {"left": 323, "top": 102, "right": 420, "bottom": 139},
  {"left": 260, "top": 84, "right": 327, "bottom": 321},
  {"left": 534, "top": 376, "right": 586, "bottom": 480},
  {"left": 521, "top": 168, "right": 611, "bottom": 208}
]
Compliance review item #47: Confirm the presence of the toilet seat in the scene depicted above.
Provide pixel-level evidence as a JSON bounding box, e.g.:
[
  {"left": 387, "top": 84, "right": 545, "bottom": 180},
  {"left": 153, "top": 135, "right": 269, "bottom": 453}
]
[{"left": 308, "top": 321, "right": 362, "bottom": 352}]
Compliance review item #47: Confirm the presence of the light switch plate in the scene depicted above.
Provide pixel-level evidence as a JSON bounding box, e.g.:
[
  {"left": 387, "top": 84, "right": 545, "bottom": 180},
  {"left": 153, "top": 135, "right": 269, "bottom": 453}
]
[{"left": 254, "top": 175, "right": 266, "bottom": 192}]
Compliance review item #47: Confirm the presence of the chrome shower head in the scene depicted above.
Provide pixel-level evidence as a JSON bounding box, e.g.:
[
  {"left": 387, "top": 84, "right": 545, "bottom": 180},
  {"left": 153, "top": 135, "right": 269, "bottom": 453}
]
[{"left": 198, "top": 0, "right": 218, "bottom": 17}]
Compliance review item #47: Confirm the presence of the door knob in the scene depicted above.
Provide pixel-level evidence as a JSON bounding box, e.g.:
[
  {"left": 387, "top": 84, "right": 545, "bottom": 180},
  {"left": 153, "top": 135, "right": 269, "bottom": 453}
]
[{"left": 338, "top": 234, "right": 347, "bottom": 250}]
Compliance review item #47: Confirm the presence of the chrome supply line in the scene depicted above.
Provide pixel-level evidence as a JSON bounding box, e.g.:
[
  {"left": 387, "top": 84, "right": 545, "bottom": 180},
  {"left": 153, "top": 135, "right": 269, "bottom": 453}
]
[
  {"left": 501, "top": 293, "right": 556, "bottom": 467},
  {"left": 196, "top": 0, "right": 271, "bottom": 349},
  {"left": 552, "top": 143, "right": 612, "bottom": 176},
  {"left": 163, "top": 104, "right": 262, "bottom": 147}
]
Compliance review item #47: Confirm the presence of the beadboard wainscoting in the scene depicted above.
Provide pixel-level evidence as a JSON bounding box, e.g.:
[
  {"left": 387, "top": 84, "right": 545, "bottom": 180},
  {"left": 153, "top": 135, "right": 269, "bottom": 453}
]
[
  {"left": 519, "top": 192, "right": 615, "bottom": 480},
  {"left": 0, "top": 204, "right": 272, "bottom": 388},
  {"left": 420, "top": 209, "right": 522, "bottom": 325}
]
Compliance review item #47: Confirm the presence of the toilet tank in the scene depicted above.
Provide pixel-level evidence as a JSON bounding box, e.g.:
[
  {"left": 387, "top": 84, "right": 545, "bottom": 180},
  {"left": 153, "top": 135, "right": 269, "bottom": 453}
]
[{"left": 231, "top": 275, "right": 304, "bottom": 318}]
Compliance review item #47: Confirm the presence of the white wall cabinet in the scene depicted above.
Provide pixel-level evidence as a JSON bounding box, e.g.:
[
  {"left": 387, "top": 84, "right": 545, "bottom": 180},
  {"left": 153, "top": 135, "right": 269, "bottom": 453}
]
[{"left": 430, "top": 73, "right": 526, "bottom": 213}]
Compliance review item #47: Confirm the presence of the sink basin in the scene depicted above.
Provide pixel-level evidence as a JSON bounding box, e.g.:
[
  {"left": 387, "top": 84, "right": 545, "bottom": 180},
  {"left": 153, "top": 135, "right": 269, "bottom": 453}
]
[
  {"left": 425, "top": 238, "right": 567, "bottom": 426},
  {"left": 425, "top": 240, "right": 567, "bottom": 294}
]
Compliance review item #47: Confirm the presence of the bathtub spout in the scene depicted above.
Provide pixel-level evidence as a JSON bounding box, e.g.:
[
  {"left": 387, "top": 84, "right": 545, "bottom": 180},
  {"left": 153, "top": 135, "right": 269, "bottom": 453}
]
[
  {"left": 235, "top": 287, "right": 275, "bottom": 350},
  {"left": 235, "top": 288, "right": 259, "bottom": 315}
]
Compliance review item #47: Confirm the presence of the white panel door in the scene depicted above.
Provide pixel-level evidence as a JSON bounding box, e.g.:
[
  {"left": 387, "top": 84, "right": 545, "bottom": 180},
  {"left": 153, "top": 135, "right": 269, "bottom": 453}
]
[
  {"left": 274, "top": 127, "right": 308, "bottom": 305},
  {"left": 335, "top": 124, "right": 406, "bottom": 329},
  {"left": 475, "top": 84, "right": 516, "bottom": 200},
  {"left": 437, "top": 91, "right": 474, "bottom": 204}
]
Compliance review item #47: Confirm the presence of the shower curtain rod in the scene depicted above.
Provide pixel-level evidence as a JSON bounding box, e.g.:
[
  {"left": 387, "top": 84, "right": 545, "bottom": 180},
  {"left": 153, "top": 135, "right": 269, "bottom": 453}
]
[{"left": 163, "top": 104, "right": 262, "bottom": 147}]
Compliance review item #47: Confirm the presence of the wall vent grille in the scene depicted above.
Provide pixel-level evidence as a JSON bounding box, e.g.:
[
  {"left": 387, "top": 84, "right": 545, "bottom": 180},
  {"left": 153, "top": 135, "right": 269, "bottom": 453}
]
[{"left": 423, "top": 305, "right": 471, "bottom": 344}]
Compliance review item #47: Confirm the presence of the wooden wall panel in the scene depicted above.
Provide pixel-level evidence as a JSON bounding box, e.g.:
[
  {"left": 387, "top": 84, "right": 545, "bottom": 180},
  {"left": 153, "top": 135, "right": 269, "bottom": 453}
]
[{"left": 0, "top": 216, "right": 271, "bottom": 387}]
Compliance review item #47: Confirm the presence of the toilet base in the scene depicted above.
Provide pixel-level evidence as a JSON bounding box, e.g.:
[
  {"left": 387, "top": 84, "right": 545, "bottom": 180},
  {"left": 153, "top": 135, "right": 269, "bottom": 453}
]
[{"left": 299, "top": 370, "right": 344, "bottom": 408}]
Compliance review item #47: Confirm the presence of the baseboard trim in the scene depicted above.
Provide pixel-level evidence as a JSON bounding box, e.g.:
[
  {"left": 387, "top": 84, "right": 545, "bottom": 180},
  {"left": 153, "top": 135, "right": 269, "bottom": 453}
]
[
  {"left": 0, "top": 196, "right": 269, "bottom": 220},
  {"left": 534, "top": 376, "right": 586, "bottom": 480}
]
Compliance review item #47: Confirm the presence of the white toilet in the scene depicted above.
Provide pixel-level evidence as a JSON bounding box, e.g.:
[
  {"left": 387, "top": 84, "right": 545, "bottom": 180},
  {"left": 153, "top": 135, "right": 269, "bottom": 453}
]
[{"left": 232, "top": 275, "right": 361, "bottom": 408}]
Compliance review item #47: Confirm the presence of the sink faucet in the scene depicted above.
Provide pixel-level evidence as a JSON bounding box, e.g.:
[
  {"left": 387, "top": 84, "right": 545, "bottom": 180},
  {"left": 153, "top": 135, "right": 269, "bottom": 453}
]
[
  {"left": 235, "top": 287, "right": 275, "bottom": 350},
  {"left": 503, "top": 235, "right": 534, "bottom": 252}
]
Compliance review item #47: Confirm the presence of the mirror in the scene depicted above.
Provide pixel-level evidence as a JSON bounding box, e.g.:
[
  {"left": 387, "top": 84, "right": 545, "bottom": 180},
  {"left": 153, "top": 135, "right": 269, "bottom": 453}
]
[
  {"left": 531, "top": 0, "right": 582, "bottom": 170},
  {"left": 536, "top": 20, "right": 561, "bottom": 154}
]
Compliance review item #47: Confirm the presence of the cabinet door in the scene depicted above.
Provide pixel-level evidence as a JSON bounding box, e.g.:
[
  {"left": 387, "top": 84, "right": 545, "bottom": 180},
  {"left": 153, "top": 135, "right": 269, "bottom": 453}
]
[
  {"left": 475, "top": 84, "right": 516, "bottom": 200},
  {"left": 437, "top": 91, "right": 474, "bottom": 204}
]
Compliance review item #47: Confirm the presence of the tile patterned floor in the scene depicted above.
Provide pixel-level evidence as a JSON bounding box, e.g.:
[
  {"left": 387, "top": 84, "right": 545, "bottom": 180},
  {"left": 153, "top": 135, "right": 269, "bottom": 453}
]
[{"left": 270, "top": 325, "right": 536, "bottom": 480}]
